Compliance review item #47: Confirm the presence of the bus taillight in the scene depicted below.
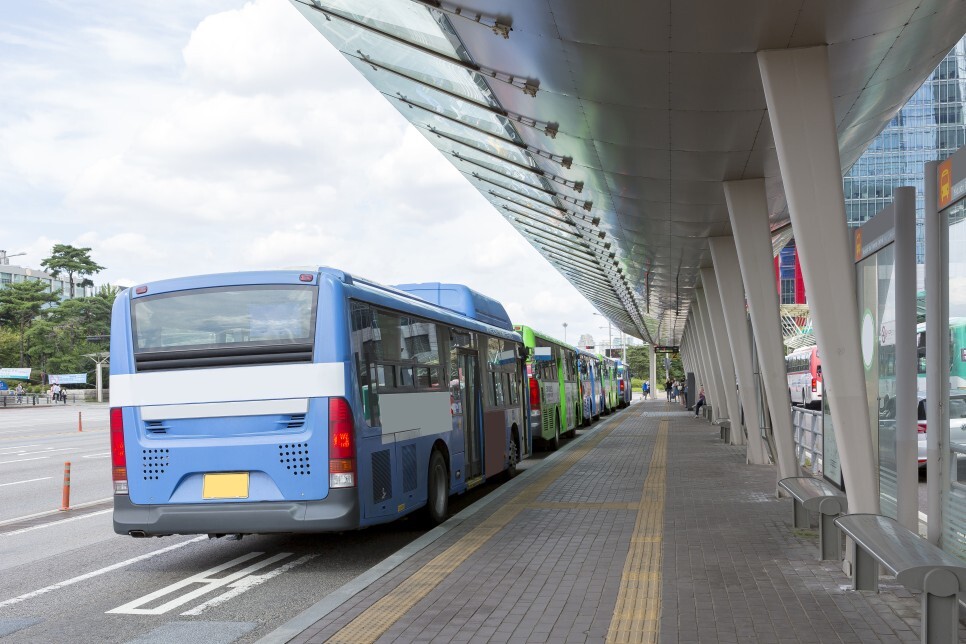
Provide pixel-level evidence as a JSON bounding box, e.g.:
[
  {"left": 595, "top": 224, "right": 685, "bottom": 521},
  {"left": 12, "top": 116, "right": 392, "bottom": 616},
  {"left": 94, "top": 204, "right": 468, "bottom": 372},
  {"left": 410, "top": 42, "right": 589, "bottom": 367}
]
[
  {"left": 110, "top": 408, "right": 128, "bottom": 495},
  {"left": 811, "top": 377, "right": 818, "bottom": 392},
  {"left": 329, "top": 397, "right": 356, "bottom": 489},
  {"left": 528, "top": 377, "right": 541, "bottom": 411}
]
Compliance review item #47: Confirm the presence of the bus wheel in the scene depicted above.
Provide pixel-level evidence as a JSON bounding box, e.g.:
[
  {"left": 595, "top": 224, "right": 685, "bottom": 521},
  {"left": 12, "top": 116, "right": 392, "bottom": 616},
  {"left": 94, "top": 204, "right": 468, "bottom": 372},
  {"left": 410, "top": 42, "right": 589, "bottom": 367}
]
[
  {"left": 424, "top": 449, "right": 449, "bottom": 527},
  {"left": 505, "top": 433, "right": 519, "bottom": 480},
  {"left": 550, "top": 415, "right": 561, "bottom": 451}
]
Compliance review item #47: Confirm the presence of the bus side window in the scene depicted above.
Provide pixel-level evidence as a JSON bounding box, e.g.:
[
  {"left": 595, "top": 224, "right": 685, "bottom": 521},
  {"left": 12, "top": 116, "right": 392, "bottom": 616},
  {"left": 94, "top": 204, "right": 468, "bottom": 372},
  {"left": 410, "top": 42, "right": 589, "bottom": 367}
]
[
  {"left": 493, "top": 372, "right": 505, "bottom": 407},
  {"left": 399, "top": 366, "right": 414, "bottom": 388}
]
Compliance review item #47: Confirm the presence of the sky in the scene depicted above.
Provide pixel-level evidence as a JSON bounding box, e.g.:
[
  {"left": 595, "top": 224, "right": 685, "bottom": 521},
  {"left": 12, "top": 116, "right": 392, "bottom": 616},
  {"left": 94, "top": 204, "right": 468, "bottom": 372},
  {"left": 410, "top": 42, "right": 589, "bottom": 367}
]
[{"left": 0, "top": 0, "right": 638, "bottom": 351}]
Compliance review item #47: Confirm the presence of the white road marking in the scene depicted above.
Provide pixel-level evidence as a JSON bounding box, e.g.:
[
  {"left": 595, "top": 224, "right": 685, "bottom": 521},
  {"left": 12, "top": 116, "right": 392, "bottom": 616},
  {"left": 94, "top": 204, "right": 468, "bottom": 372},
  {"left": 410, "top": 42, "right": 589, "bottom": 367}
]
[
  {"left": 0, "top": 457, "right": 48, "bottom": 464},
  {"left": 107, "top": 552, "right": 294, "bottom": 615},
  {"left": 0, "top": 509, "right": 113, "bottom": 536},
  {"left": 82, "top": 452, "right": 110, "bottom": 459},
  {"left": 0, "top": 477, "right": 52, "bottom": 488},
  {"left": 180, "top": 554, "right": 318, "bottom": 616},
  {"left": 0, "top": 445, "right": 41, "bottom": 453},
  {"left": 0, "top": 536, "right": 207, "bottom": 609},
  {"left": 0, "top": 496, "right": 112, "bottom": 527},
  {"left": 15, "top": 447, "right": 74, "bottom": 456}
]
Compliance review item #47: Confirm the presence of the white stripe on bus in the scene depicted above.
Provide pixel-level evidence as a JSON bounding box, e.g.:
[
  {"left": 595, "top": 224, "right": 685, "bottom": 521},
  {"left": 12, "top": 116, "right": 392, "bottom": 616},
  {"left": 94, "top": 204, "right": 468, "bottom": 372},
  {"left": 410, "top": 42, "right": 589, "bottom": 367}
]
[
  {"left": 140, "top": 399, "right": 310, "bottom": 421},
  {"left": 110, "top": 362, "right": 346, "bottom": 407}
]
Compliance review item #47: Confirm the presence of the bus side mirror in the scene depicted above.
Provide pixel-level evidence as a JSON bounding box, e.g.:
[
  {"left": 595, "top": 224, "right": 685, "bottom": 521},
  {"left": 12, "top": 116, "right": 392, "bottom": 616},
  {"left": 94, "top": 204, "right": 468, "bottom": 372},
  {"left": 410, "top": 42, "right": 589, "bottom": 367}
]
[{"left": 517, "top": 345, "right": 528, "bottom": 361}]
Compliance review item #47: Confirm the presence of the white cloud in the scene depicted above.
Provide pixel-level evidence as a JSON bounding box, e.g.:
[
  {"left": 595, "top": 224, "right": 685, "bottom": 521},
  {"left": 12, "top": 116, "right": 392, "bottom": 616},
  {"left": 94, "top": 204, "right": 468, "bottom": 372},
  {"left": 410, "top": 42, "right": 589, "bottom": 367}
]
[{"left": 0, "top": 0, "right": 615, "bottom": 347}]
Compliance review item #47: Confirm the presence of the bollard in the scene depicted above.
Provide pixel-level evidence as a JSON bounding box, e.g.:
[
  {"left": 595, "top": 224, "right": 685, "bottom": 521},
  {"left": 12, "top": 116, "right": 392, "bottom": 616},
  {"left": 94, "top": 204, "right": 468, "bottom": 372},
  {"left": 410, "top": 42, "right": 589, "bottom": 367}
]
[
  {"left": 60, "top": 462, "right": 71, "bottom": 511},
  {"left": 78, "top": 411, "right": 83, "bottom": 432}
]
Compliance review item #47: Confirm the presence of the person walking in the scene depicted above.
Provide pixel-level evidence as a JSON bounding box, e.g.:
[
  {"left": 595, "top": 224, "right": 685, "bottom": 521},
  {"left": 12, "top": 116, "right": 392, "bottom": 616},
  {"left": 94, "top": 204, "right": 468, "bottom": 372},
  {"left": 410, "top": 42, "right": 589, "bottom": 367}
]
[
  {"left": 642, "top": 380, "right": 650, "bottom": 400},
  {"left": 664, "top": 379, "right": 672, "bottom": 401},
  {"left": 672, "top": 381, "right": 680, "bottom": 402},
  {"left": 694, "top": 386, "right": 706, "bottom": 417},
  {"left": 15, "top": 383, "right": 24, "bottom": 404}
]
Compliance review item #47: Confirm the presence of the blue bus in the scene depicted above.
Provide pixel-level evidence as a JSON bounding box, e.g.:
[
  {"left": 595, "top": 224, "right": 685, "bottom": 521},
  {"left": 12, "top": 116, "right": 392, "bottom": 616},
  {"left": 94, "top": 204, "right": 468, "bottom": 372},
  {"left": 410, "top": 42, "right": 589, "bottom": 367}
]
[
  {"left": 576, "top": 348, "right": 602, "bottom": 423},
  {"left": 109, "top": 268, "right": 526, "bottom": 537}
]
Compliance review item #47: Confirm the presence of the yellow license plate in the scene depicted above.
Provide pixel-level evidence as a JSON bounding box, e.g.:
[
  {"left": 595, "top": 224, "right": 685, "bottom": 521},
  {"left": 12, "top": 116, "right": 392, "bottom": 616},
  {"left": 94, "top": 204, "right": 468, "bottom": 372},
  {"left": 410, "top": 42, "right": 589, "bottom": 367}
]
[{"left": 202, "top": 472, "right": 249, "bottom": 499}]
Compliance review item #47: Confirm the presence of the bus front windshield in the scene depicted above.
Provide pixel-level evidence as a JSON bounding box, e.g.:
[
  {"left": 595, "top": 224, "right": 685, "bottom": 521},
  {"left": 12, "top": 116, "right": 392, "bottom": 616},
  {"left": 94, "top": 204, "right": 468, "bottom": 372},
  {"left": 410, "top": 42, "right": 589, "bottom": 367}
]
[{"left": 132, "top": 285, "right": 318, "bottom": 353}]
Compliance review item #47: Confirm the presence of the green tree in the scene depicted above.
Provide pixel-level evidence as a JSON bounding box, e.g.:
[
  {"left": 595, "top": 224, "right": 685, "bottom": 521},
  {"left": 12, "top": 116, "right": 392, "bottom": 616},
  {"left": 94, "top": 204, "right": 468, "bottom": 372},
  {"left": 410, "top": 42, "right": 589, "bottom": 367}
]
[
  {"left": 625, "top": 345, "right": 649, "bottom": 382},
  {"left": 0, "top": 328, "right": 19, "bottom": 367},
  {"left": 0, "top": 280, "right": 59, "bottom": 366},
  {"left": 41, "top": 244, "right": 105, "bottom": 298},
  {"left": 25, "top": 286, "right": 117, "bottom": 380}
]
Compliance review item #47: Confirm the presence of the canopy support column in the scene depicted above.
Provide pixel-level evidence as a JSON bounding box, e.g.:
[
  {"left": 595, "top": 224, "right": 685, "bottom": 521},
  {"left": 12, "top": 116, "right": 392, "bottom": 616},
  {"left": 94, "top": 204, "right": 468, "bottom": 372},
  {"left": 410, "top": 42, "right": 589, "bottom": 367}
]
[
  {"left": 709, "top": 236, "right": 769, "bottom": 463},
  {"left": 700, "top": 270, "right": 740, "bottom": 439},
  {"left": 758, "top": 46, "right": 877, "bottom": 513},
  {"left": 694, "top": 288, "right": 726, "bottom": 421},
  {"left": 723, "top": 179, "right": 798, "bottom": 484}
]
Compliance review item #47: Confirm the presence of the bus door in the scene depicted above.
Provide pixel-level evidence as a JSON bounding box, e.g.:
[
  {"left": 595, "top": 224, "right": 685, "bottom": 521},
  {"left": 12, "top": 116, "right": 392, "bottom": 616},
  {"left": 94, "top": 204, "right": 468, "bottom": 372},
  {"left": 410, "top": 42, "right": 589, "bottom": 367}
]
[{"left": 455, "top": 351, "right": 483, "bottom": 482}]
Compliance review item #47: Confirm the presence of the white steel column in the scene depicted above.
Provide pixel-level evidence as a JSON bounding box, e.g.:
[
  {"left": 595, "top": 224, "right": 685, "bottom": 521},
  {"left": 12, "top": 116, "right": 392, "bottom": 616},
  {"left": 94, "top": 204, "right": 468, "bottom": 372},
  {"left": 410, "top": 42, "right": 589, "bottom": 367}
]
[
  {"left": 688, "top": 312, "right": 712, "bottom": 407},
  {"left": 694, "top": 288, "right": 726, "bottom": 420},
  {"left": 700, "top": 268, "right": 741, "bottom": 441},
  {"left": 723, "top": 179, "right": 799, "bottom": 482},
  {"left": 758, "top": 46, "right": 877, "bottom": 513},
  {"left": 649, "top": 344, "right": 657, "bottom": 400},
  {"left": 894, "top": 186, "right": 918, "bottom": 532},
  {"left": 710, "top": 237, "right": 769, "bottom": 463},
  {"left": 924, "top": 161, "right": 947, "bottom": 544}
]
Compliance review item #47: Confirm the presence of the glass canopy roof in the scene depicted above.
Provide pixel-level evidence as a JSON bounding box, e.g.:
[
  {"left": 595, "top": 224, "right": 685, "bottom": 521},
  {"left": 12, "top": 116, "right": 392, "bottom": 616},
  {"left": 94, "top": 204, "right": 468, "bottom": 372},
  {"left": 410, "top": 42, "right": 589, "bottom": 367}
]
[{"left": 291, "top": 0, "right": 653, "bottom": 339}]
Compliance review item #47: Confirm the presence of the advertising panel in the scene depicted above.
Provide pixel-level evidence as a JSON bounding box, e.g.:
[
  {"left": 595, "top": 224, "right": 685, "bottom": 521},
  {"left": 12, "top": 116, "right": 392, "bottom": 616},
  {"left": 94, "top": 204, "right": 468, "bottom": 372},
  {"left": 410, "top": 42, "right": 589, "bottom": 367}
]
[{"left": 0, "top": 368, "right": 32, "bottom": 380}]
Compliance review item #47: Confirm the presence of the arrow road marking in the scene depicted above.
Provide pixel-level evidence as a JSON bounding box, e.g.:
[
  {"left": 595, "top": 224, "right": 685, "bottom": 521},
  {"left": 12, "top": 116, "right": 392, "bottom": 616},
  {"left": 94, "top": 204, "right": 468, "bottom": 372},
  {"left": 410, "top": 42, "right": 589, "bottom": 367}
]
[
  {"left": 180, "top": 554, "right": 318, "bottom": 616},
  {"left": 107, "top": 552, "right": 296, "bottom": 616}
]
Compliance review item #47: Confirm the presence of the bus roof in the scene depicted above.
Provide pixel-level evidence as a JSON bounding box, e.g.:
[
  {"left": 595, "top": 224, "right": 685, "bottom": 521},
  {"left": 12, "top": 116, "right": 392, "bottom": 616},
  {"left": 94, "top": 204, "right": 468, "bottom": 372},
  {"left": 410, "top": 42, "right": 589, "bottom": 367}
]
[
  {"left": 513, "top": 324, "right": 571, "bottom": 349},
  {"left": 392, "top": 282, "right": 514, "bottom": 332}
]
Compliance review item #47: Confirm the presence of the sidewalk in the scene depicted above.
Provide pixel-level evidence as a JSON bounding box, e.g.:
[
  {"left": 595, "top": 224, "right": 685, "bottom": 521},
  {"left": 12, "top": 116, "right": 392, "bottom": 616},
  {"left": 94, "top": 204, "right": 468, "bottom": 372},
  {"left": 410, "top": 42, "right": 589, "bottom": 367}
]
[{"left": 261, "top": 399, "right": 959, "bottom": 643}]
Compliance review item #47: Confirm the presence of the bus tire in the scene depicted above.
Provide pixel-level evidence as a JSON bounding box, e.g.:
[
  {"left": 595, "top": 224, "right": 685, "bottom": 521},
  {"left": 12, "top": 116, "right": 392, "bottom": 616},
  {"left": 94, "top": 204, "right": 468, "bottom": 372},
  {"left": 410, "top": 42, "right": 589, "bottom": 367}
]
[
  {"left": 549, "top": 415, "right": 561, "bottom": 451},
  {"left": 505, "top": 429, "right": 520, "bottom": 480},
  {"left": 424, "top": 449, "right": 449, "bottom": 527}
]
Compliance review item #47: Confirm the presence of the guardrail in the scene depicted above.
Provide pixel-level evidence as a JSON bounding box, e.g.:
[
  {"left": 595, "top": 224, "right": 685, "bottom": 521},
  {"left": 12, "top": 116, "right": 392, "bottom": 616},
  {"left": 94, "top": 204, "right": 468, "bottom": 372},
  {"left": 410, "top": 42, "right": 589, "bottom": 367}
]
[
  {"left": 792, "top": 407, "right": 823, "bottom": 476},
  {"left": 0, "top": 392, "right": 81, "bottom": 407}
]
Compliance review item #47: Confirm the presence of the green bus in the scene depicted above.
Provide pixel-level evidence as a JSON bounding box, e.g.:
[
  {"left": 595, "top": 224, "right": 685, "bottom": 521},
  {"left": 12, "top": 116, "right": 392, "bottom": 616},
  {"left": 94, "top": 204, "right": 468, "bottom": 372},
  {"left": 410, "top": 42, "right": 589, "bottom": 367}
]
[
  {"left": 514, "top": 325, "right": 580, "bottom": 450},
  {"left": 598, "top": 353, "right": 620, "bottom": 414}
]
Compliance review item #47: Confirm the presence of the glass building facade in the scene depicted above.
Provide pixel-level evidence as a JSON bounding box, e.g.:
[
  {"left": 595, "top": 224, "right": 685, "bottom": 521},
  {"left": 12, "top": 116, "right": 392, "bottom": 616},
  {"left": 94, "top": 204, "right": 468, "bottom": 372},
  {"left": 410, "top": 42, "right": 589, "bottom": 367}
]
[{"left": 844, "top": 37, "right": 966, "bottom": 263}]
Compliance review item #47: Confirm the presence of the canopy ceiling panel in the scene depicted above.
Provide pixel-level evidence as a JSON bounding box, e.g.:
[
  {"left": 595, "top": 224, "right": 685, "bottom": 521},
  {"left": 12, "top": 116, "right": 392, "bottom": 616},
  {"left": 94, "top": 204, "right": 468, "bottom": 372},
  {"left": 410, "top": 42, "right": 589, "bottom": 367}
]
[{"left": 291, "top": 0, "right": 966, "bottom": 344}]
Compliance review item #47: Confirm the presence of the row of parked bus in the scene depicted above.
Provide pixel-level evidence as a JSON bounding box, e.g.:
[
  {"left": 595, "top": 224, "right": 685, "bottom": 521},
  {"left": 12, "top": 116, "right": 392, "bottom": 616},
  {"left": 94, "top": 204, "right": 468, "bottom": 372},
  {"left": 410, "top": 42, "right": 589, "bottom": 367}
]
[{"left": 109, "top": 267, "right": 630, "bottom": 539}]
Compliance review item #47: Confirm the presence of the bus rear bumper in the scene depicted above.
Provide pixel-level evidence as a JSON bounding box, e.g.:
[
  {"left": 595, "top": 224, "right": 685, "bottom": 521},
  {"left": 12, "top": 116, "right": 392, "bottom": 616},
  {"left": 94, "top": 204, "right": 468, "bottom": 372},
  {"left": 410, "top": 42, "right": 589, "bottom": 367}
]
[{"left": 112, "top": 490, "right": 360, "bottom": 536}]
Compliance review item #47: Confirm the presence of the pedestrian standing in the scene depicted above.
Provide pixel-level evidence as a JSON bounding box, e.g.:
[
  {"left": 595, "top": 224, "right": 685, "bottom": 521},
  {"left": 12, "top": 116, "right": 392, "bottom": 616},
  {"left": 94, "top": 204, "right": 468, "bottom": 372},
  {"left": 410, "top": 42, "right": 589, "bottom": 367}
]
[{"left": 665, "top": 379, "right": 672, "bottom": 401}]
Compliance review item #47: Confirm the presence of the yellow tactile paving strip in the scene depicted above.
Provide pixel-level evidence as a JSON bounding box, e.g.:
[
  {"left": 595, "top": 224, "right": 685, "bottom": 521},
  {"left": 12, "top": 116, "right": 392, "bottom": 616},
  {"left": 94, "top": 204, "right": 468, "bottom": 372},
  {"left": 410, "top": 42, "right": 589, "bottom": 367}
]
[
  {"left": 327, "top": 416, "right": 626, "bottom": 643},
  {"left": 606, "top": 418, "right": 668, "bottom": 644}
]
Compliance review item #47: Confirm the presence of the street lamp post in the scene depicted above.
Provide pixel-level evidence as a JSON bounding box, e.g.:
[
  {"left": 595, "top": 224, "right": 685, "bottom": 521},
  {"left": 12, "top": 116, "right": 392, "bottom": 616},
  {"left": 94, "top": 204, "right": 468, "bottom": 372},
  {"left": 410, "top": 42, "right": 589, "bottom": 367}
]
[
  {"left": 562, "top": 322, "right": 568, "bottom": 342},
  {"left": 593, "top": 313, "right": 612, "bottom": 357}
]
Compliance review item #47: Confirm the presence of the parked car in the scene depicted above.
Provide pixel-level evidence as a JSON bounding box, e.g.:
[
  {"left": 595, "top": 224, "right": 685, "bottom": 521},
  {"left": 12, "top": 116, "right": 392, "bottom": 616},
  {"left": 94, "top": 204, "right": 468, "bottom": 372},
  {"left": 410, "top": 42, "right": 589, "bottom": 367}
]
[{"left": 916, "top": 393, "right": 966, "bottom": 470}]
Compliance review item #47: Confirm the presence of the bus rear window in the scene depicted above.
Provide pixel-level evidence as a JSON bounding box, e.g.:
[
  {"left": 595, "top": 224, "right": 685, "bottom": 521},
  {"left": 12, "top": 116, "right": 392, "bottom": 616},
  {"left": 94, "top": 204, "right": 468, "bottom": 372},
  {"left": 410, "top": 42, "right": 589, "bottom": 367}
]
[{"left": 132, "top": 285, "right": 317, "bottom": 353}]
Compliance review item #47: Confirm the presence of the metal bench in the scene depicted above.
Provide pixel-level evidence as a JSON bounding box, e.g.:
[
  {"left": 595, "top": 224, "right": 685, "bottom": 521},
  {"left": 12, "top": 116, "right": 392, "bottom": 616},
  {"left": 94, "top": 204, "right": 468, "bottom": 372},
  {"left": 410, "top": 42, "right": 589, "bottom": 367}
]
[
  {"left": 835, "top": 514, "right": 966, "bottom": 644},
  {"left": 777, "top": 476, "right": 847, "bottom": 560}
]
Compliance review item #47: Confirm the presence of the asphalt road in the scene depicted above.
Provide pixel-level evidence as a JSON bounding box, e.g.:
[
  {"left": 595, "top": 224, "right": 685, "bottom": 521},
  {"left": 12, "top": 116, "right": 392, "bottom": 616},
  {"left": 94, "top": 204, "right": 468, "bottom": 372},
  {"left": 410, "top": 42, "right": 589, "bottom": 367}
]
[
  {"left": 0, "top": 403, "right": 112, "bottom": 522},
  {"left": 0, "top": 401, "right": 593, "bottom": 643}
]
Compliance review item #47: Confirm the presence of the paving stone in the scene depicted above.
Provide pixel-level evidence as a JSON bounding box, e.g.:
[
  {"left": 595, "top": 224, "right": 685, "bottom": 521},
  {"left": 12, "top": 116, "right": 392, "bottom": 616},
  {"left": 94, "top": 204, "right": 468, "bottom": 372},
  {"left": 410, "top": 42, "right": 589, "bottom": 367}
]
[{"left": 290, "top": 402, "right": 966, "bottom": 643}]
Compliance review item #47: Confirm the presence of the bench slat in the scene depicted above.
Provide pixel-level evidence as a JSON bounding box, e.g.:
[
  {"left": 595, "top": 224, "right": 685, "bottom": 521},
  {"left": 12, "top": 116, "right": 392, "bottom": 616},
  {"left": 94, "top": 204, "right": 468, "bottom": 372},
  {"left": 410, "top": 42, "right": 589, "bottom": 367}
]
[
  {"left": 778, "top": 477, "right": 846, "bottom": 512},
  {"left": 835, "top": 514, "right": 966, "bottom": 591}
]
